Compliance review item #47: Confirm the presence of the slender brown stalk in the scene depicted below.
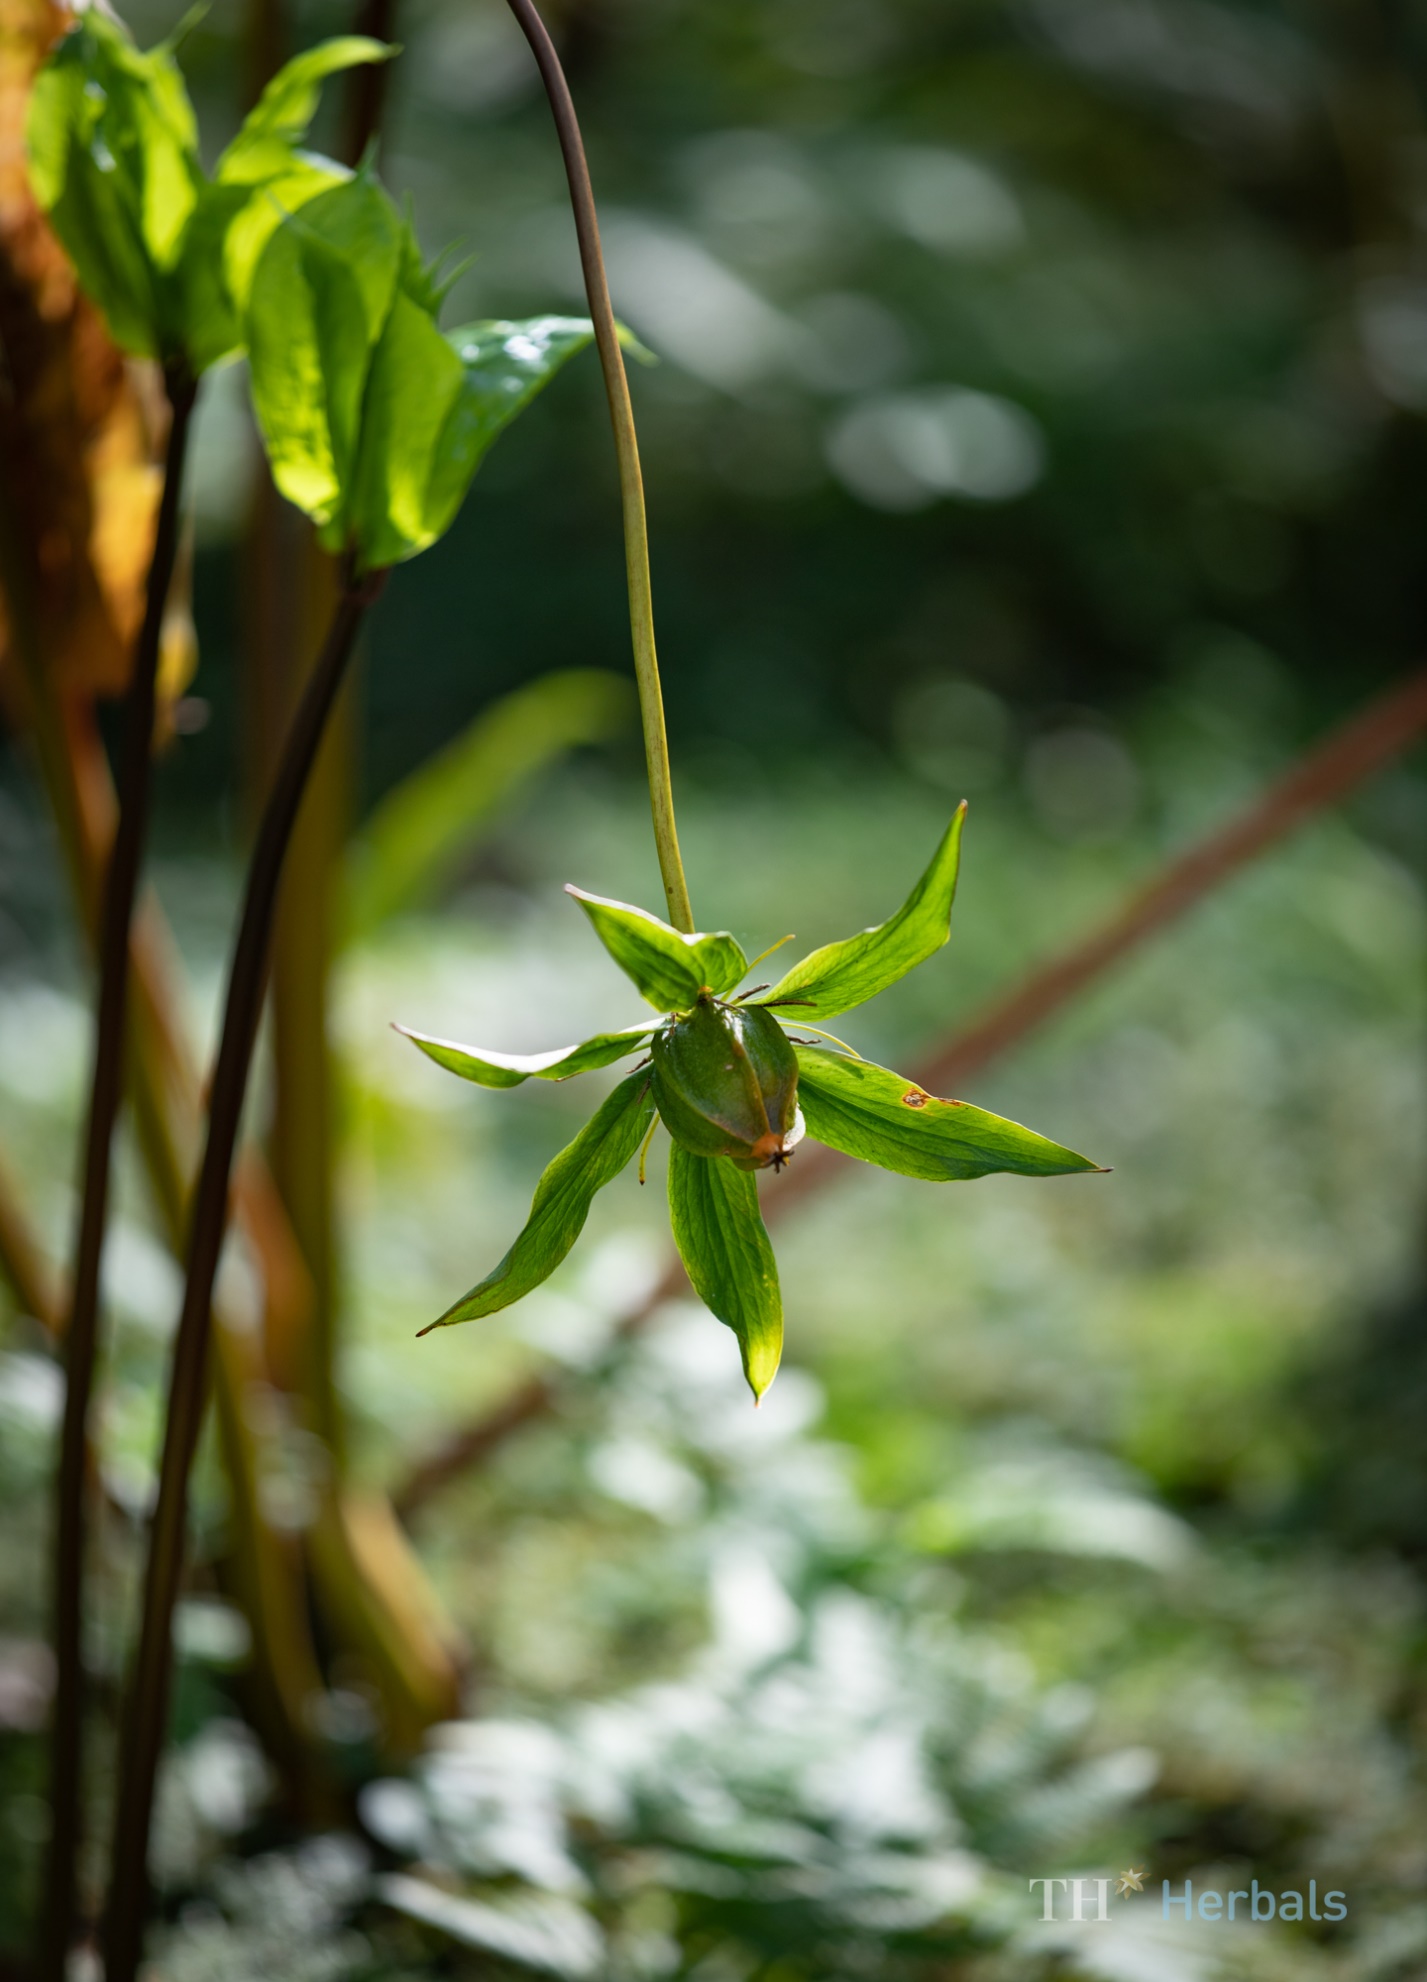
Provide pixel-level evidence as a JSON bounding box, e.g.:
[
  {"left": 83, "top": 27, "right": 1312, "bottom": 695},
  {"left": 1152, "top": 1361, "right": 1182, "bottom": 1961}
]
[
  {"left": 4, "top": 409, "right": 329, "bottom": 1797},
  {"left": 501, "top": 0, "right": 692, "bottom": 932},
  {"left": 39, "top": 364, "right": 196, "bottom": 1982},
  {"left": 394, "top": 667, "right": 1427, "bottom": 1518},
  {"left": 102, "top": 566, "right": 386, "bottom": 1982}
]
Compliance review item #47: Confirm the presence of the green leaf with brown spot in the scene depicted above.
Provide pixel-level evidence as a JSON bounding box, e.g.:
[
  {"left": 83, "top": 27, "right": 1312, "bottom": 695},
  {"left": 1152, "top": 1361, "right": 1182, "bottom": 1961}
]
[{"left": 794, "top": 1047, "right": 1099, "bottom": 1181}]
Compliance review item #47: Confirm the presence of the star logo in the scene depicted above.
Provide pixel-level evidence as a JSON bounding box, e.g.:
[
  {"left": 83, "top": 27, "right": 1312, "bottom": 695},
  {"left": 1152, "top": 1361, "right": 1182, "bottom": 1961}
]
[{"left": 1117, "top": 1867, "right": 1146, "bottom": 1897}]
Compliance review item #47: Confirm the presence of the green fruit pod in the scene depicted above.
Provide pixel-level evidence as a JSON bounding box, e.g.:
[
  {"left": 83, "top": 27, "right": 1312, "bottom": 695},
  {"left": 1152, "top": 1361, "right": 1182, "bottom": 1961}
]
[{"left": 652, "top": 992, "right": 804, "bottom": 1171}]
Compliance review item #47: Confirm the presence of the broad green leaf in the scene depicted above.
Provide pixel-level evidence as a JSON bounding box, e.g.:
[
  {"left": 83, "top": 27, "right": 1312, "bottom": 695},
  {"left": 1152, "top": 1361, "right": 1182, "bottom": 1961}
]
[
  {"left": 221, "top": 158, "right": 348, "bottom": 317},
  {"left": 245, "top": 170, "right": 401, "bottom": 527},
  {"left": 344, "top": 284, "right": 465, "bottom": 565},
  {"left": 567, "top": 889, "right": 747, "bottom": 1011},
  {"left": 28, "top": 21, "right": 387, "bottom": 371},
  {"left": 27, "top": 13, "right": 202, "bottom": 356},
  {"left": 179, "top": 38, "right": 390, "bottom": 370},
  {"left": 794, "top": 1047, "right": 1099, "bottom": 1181},
  {"left": 349, "top": 314, "right": 600, "bottom": 568},
  {"left": 759, "top": 805, "right": 966, "bottom": 1022},
  {"left": 345, "top": 670, "right": 632, "bottom": 940},
  {"left": 396, "top": 1021, "right": 654, "bottom": 1089},
  {"left": 422, "top": 1068, "right": 655, "bottom": 1329},
  {"left": 422, "top": 318, "right": 601, "bottom": 543},
  {"left": 216, "top": 37, "right": 395, "bottom": 185},
  {"left": 666, "top": 1145, "right": 782, "bottom": 1399},
  {"left": 181, "top": 169, "right": 345, "bottom": 374}
]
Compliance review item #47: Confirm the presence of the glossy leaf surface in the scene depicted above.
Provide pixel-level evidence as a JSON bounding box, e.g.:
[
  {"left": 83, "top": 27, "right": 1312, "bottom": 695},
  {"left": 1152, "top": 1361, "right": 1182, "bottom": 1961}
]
[
  {"left": 794, "top": 1047, "right": 1098, "bottom": 1181},
  {"left": 567, "top": 889, "right": 747, "bottom": 1011},
  {"left": 759, "top": 806, "right": 966, "bottom": 1022},
  {"left": 349, "top": 312, "right": 598, "bottom": 567},
  {"left": 666, "top": 1145, "right": 782, "bottom": 1398},
  {"left": 422, "top": 1069, "right": 655, "bottom": 1328},
  {"left": 397, "top": 1022, "right": 654, "bottom": 1090}
]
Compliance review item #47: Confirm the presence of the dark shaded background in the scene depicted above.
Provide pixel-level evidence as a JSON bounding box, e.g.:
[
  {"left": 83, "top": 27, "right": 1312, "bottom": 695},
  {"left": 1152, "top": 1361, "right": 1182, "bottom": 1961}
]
[{"left": 145, "top": 0, "right": 1427, "bottom": 820}]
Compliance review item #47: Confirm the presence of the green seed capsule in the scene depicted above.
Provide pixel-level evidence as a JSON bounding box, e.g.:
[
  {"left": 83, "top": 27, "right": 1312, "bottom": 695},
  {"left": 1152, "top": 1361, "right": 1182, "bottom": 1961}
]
[{"left": 652, "top": 991, "right": 803, "bottom": 1171}]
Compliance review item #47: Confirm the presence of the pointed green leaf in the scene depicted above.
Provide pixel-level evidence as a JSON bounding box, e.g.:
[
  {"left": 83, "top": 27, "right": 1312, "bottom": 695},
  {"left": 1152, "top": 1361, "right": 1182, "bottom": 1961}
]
[
  {"left": 216, "top": 36, "right": 396, "bottom": 186},
  {"left": 423, "top": 1068, "right": 655, "bottom": 1329},
  {"left": 349, "top": 314, "right": 601, "bottom": 568},
  {"left": 794, "top": 1047, "right": 1099, "bottom": 1181},
  {"left": 567, "top": 888, "right": 747, "bottom": 1011},
  {"left": 396, "top": 1021, "right": 654, "bottom": 1089},
  {"left": 759, "top": 806, "right": 966, "bottom": 1022},
  {"left": 666, "top": 1145, "right": 782, "bottom": 1399},
  {"left": 423, "top": 317, "right": 601, "bottom": 536},
  {"left": 244, "top": 170, "right": 402, "bottom": 529}
]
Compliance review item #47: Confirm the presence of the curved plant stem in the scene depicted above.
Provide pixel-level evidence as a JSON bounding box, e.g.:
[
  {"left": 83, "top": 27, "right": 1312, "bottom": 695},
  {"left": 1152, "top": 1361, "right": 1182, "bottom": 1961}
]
[
  {"left": 39, "top": 363, "right": 196, "bottom": 1982},
  {"left": 102, "top": 567, "right": 387, "bottom": 1982},
  {"left": 501, "top": 0, "right": 693, "bottom": 932}
]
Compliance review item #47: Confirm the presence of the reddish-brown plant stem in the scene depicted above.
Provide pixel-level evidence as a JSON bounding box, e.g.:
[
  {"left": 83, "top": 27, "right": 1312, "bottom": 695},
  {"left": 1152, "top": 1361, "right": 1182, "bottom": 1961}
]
[
  {"left": 394, "top": 667, "right": 1427, "bottom": 1519},
  {"left": 102, "top": 566, "right": 386, "bottom": 1982},
  {"left": 39, "top": 363, "right": 196, "bottom": 1982}
]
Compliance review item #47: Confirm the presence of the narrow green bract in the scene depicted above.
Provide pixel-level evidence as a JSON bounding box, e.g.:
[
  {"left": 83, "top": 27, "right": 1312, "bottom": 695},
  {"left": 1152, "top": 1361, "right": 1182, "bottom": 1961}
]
[
  {"left": 397, "top": 1022, "right": 654, "bottom": 1090},
  {"left": 666, "top": 1145, "right": 782, "bottom": 1399},
  {"left": 758, "top": 805, "right": 966, "bottom": 1022},
  {"left": 566, "top": 889, "right": 747, "bottom": 1010},
  {"left": 793, "top": 1047, "right": 1097, "bottom": 1181},
  {"left": 422, "top": 1068, "right": 656, "bottom": 1329}
]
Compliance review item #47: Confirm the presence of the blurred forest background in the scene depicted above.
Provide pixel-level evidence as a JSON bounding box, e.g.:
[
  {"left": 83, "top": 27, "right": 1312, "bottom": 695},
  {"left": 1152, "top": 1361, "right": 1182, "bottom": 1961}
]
[{"left": 3, "top": 0, "right": 1427, "bottom": 1976}]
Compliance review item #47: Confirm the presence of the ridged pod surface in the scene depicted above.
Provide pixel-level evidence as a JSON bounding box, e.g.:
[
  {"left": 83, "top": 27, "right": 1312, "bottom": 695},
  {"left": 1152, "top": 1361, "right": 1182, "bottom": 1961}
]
[{"left": 652, "top": 992, "right": 802, "bottom": 1170}]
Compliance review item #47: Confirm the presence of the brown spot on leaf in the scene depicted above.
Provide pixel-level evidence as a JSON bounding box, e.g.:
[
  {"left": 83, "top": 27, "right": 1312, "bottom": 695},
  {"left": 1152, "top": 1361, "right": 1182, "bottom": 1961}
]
[{"left": 901, "top": 1089, "right": 929, "bottom": 1108}]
